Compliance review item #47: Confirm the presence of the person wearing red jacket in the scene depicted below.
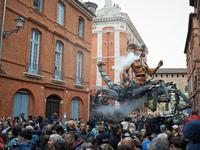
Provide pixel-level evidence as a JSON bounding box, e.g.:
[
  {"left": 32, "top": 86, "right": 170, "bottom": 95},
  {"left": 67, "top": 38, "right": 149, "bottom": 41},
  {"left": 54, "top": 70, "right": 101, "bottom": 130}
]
[{"left": 186, "top": 110, "right": 200, "bottom": 123}]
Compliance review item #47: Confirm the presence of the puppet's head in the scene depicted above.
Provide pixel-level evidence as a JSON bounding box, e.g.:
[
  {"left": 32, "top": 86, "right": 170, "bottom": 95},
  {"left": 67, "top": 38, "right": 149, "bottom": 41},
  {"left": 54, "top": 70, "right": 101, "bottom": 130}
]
[{"left": 126, "top": 43, "right": 146, "bottom": 57}]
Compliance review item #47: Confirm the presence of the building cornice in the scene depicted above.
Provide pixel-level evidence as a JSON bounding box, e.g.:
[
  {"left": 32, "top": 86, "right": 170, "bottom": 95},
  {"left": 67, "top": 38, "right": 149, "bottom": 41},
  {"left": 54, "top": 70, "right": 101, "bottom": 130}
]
[{"left": 93, "top": 16, "right": 143, "bottom": 45}]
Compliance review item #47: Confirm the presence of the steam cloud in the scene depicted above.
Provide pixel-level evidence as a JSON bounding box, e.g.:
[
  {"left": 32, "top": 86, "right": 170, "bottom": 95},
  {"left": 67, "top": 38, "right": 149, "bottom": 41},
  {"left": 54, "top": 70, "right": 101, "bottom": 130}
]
[
  {"left": 112, "top": 52, "right": 140, "bottom": 72},
  {"left": 92, "top": 95, "right": 148, "bottom": 122}
]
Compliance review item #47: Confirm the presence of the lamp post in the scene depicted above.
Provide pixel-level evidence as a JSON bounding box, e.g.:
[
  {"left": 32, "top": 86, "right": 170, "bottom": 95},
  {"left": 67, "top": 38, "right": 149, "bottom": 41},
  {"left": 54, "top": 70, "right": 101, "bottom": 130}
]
[
  {"left": 3, "top": 17, "right": 25, "bottom": 38},
  {"left": 0, "top": 15, "right": 25, "bottom": 73}
]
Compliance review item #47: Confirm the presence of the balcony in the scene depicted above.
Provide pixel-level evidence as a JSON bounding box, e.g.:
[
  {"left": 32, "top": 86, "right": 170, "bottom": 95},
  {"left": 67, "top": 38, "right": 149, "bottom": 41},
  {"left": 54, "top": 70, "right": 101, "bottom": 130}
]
[
  {"left": 23, "top": 62, "right": 43, "bottom": 79},
  {"left": 51, "top": 70, "right": 66, "bottom": 84},
  {"left": 74, "top": 76, "right": 84, "bottom": 88}
]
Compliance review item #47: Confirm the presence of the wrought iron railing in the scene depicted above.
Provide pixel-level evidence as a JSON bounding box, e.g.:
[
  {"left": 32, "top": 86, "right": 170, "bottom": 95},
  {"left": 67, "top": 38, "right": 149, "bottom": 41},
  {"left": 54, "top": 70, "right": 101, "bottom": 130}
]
[
  {"left": 76, "top": 76, "right": 84, "bottom": 85},
  {"left": 54, "top": 70, "right": 65, "bottom": 81},
  {"left": 27, "top": 62, "right": 42, "bottom": 75}
]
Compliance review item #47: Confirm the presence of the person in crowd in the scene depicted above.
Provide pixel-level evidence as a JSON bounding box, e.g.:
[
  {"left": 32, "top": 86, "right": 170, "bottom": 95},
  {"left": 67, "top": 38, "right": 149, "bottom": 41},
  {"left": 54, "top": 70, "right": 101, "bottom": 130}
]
[
  {"left": 186, "top": 110, "right": 200, "bottom": 123},
  {"left": 116, "top": 145, "right": 131, "bottom": 150},
  {"left": 65, "top": 131, "right": 84, "bottom": 150},
  {"left": 67, "top": 120, "right": 77, "bottom": 132},
  {"left": 54, "top": 140, "right": 69, "bottom": 150},
  {"left": 48, "top": 134, "right": 62, "bottom": 150},
  {"left": 78, "top": 123, "right": 90, "bottom": 140},
  {"left": 143, "top": 123, "right": 151, "bottom": 138},
  {"left": 99, "top": 143, "right": 113, "bottom": 150},
  {"left": 80, "top": 142, "right": 93, "bottom": 150},
  {"left": 19, "top": 113, "right": 27, "bottom": 122},
  {"left": 86, "top": 125, "right": 94, "bottom": 137},
  {"left": 37, "top": 116, "right": 45, "bottom": 131},
  {"left": 14, "top": 129, "right": 32, "bottom": 150},
  {"left": 148, "top": 137, "right": 169, "bottom": 150},
  {"left": 96, "top": 124, "right": 109, "bottom": 146},
  {"left": 0, "top": 133, "right": 7, "bottom": 149},
  {"left": 121, "top": 137, "right": 136, "bottom": 150},
  {"left": 2, "top": 121, "right": 12, "bottom": 135},
  {"left": 160, "top": 124, "right": 167, "bottom": 133},
  {"left": 142, "top": 133, "right": 157, "bottom": 150},
  {"left": 169, "top": 137, "right": 186, "bottom": 150},
  {"left": 85, "top": 137, "right": 96, "bottom": 146},
  {"left": 108, "top": 124, "right": 122, "bottom": 149},
  {"left": 25, "top": 125, "right": 39, "bottom": 149},
  {"left": 182, "top": 119, "right": 200, "bottom": 149},
  {"left": 7, "top": 131, "right": 18, "bottom": 147},
  {"left": 48, "top": 113, "right": 59, "bottom": 125},
  {"left": 52, "top": 125, "right": 65, "bottom": 138},
  {"left": 140, "top": 129, "right": 149, "bottom": 144},
  {"left": 87, "top": 118, "right": 94, "bottom": 130}
]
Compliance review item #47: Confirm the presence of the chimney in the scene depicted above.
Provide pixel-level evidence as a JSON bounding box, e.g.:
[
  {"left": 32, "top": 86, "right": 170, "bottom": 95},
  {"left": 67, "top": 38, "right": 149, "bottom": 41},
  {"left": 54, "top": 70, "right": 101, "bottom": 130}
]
[{"left": 104, "top": 0, "right": 112, "bottom": 7}]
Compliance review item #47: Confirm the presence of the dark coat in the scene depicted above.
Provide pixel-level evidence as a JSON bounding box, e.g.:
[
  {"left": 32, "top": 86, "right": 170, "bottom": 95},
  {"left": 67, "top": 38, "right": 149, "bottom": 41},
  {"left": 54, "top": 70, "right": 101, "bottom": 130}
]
[
  {"left": 77, "top": 129, "right": 90, "bottom": 140},
  {"left": 71, "top": 138, "right": 84, "bottom": 150},
  {"left": 96, "top": 130, "right": 109, "bottom": 145},
  {"left": 108, "top": 133, "right": 121, "bottom": 149},
  {"left": 183, "top": 119, "right": 200, "bottom": 150}
]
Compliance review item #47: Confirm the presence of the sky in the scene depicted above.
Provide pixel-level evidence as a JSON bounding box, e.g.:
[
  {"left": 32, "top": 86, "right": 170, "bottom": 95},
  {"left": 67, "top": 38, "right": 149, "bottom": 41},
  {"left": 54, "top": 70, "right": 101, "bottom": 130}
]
[{"left": 89, "top": 0, "right": 194, "bottom": 68}]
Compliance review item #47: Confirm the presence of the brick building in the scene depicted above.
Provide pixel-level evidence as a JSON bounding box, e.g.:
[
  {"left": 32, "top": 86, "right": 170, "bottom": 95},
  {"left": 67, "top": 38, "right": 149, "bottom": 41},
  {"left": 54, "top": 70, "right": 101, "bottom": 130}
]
[
  {"left": 185, "top": 0, "right": 200, "bottom": 113},
  {"left": 90, "top": 0, "right": 148, "bottom": 115},
  {"left": 0, "top": 0, "right": 95, "bottom": 122},
  {"left": 147, "top": 68, "right": 188, "bottom": 115}
]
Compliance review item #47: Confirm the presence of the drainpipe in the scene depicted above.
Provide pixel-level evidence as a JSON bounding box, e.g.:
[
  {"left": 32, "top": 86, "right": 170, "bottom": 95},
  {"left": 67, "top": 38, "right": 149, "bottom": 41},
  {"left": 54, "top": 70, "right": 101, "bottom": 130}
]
[
  {"left": 0, "top": 0, "right": 6, "bottom": 70},
  {"left": 107, "top": 32, "right": 110, "bottom": 76}
]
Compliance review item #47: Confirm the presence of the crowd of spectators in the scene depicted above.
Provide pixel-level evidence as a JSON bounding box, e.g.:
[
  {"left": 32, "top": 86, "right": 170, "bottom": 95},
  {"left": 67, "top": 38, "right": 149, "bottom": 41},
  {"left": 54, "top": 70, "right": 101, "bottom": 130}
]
[{"left": 0, "top": 110, "right": 200, "bottom": 150}]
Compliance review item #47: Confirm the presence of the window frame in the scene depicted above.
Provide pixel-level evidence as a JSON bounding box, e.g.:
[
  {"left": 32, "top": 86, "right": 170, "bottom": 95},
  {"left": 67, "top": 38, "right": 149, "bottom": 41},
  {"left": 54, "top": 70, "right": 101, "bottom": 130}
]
[
  {"left": 76, "top": 51, "right": 83, "bottom": 84},
  {"left": 28, "top": 29, "right": 41, "bottom": 74},
  {"left": 78, "top": 17, "right": 84, "bottom": 38},
  {"left": 57, "top": 1, "right": 65, "bottom": 26}
]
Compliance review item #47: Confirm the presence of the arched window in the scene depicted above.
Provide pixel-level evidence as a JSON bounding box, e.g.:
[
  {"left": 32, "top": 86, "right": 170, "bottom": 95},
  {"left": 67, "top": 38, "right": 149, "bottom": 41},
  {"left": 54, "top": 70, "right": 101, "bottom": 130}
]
[
  {"left": 28, "top": 29, "right": 41, "bottom": 74},
  {"left": 54, "top": 41, "right": 63, "bottom": 80},
  {"left": 57, "top": 2, "right": 65, "bottom": 26},
  {"left": 76, "top": 51, "right": 83, "bottom": 85},
  {"left": 78, "top": 17, "right": 84, "bottom": 37}
]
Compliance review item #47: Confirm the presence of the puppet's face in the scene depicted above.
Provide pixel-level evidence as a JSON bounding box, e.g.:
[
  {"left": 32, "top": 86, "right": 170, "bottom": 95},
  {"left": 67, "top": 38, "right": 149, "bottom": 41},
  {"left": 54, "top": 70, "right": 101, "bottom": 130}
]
[{"left": 134, "top": 48, "right": 143, "bottom": 57}]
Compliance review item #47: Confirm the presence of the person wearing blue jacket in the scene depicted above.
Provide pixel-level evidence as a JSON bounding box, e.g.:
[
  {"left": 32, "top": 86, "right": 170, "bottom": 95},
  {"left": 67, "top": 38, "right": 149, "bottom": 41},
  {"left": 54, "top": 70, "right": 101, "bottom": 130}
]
[{"left": 182, "top": 119, "right": 200, "bottom": 150}]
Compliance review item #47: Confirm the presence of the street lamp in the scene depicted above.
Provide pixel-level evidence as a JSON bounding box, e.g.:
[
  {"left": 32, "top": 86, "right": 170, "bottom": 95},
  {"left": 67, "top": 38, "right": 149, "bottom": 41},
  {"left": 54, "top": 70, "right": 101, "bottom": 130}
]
[{"left": 3, "top": 16, "right": 25, "bottom": 38}]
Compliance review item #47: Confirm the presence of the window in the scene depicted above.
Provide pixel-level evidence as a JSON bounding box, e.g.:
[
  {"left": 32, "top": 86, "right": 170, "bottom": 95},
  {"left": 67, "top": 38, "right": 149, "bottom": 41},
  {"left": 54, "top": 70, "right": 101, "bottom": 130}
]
[
  {"left": 78, "top": 17, "right": 84, "bottom": 37},
  {"left": 165, "top": 103, "right": 169, "bottom": 111},
  {"left": 182, "top": 75, "right": 184, "bottom": 77},
  {"left": 185, "top": 86, "right": 188, "bottom": 92},
  {"left": 171, "top": 74, "right": 173, "bottom": 77},
  {"left": 28, "top": 29, "right": 40, "bottom": 74},
  {"left": 161, "top": 74, "right": 163, "bottom": 77},
  {"left": 76, "top": 51, "right": 83, "bottom": 84},
  {"left": 177, "top": 75, "right": 179, "bottom": 77},
  {"left": 54, "top": 41, "right": 63, "bottom": 80},
  {"left": 190, "top": 78, "right": 193, "bottom": 93},
  {"left": 57, "top": 2, "right": 65, "bottom": 26},
  {"left": 166, "top": 74, "right": 168, "bottom": 77},
  {"left": 33, "top": 0, "right": 42, "bottom": 12},
  {"left": 156, "top": 75, "right": 157, "bottom": 77}
]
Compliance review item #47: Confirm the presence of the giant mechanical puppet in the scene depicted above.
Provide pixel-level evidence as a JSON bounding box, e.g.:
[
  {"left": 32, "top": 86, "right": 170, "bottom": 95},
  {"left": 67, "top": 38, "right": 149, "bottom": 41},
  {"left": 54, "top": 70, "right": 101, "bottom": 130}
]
[{"left": 93, "top": 43, "right": 191, "bottom": 114}]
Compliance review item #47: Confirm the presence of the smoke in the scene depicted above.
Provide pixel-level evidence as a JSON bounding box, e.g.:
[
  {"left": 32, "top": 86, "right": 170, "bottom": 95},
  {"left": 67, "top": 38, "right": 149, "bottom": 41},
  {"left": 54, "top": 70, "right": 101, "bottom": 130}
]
[
  {"left": 112, "top": 52, "right": 141, "bottom": 72},
  {"left": 92, "top": 95, "right": 148, "bottom": 122}
]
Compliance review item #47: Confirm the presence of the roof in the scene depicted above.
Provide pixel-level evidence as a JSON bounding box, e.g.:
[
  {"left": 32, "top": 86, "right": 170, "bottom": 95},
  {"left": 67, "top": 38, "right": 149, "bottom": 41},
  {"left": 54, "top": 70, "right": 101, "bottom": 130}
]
[
  {"left": 184, "top": 13, "right": 197, "bottom": 54},
  {"left": 152, "top": 68, "right": 187, "bottom": 74},
  {"left": 74, "top": 0, "right": 96, "bottom": 17}
]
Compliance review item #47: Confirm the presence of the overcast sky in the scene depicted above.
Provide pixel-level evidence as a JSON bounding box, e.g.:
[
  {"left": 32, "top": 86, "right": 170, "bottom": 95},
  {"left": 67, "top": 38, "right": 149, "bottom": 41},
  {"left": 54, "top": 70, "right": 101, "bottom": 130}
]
[{"left": 89, "top": 0, "right": 194, "bottom": 68}]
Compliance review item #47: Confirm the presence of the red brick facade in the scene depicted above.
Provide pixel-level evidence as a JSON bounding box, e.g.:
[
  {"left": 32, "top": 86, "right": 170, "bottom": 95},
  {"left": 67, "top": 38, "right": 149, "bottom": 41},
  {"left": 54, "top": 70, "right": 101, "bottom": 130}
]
[{"left": 0, "top": 0, "right": 94, "bottom": 122}]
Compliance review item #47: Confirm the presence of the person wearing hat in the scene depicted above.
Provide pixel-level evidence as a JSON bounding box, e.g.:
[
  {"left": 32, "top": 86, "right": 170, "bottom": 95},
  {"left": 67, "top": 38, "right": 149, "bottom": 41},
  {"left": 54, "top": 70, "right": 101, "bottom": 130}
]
[
  {"left": 160, "top": 124, "right": 167, "bottom": 133},
  {"left": 14, "top": 129, "right": 32, "bottom": 150}
]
